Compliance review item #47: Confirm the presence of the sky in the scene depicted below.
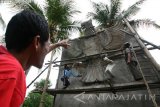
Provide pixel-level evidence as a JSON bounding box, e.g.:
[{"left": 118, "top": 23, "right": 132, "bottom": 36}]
[{"left": 0, "top": 0, "right": 160, "bottom": 95}]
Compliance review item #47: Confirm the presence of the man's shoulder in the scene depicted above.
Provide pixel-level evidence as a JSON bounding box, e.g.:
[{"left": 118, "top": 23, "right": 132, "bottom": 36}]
[
  {"left": 0, "top": 53, "right": 24, "bottom": 79},
  {"left": 0, "top": 53, "right": 22, "bottom": 69}
]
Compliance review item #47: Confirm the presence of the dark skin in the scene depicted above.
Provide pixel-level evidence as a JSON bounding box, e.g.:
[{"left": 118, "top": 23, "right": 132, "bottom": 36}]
[{"left": 10, "top": 36, "right": 70, "bottom": 71}]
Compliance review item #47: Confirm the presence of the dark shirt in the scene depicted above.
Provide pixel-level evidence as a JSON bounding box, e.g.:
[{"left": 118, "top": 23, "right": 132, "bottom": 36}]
[{"left": 124, "top": 47, "right": 136, "bottom": 62}]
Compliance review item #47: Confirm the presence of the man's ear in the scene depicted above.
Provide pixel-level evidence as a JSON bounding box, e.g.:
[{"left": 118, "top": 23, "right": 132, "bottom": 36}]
[{"left": 33, "top": 35, "right": 41, "bottom": 51}]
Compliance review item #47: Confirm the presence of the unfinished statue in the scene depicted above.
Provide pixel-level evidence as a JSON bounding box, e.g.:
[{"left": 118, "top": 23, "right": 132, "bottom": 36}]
[
  {"left": 81, "top": 19, "right": 96, "bottom": 36},
  {"left": 103, "top": 55, "right": 115, "bottom": 79},
  {"left": 81, "top": 54, "right": 115, "bottom": 83}
]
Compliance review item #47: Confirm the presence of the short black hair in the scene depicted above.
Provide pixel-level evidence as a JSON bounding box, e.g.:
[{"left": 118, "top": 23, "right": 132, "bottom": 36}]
[
  {"left": 5, "top": 10, "right": 49, "bottom": 52},
  {"left": 64, "top": 64, "right": 70, "bottom": 70},
  {"left": 123, "top": 42, "right": 130, "bottom": 49}
]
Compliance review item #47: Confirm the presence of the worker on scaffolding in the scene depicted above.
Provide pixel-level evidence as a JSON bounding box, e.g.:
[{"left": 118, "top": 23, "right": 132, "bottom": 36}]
[
  {"left": 61, "top": 64, "right": 82, "bottom": 89},
  {"left": 123, "top": 42, "right": 142, "bottom": 81}
]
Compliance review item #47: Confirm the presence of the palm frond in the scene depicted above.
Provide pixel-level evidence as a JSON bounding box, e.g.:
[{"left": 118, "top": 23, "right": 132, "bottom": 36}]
[
  {"left": 46, "top": 0, "right": 79, "bottom": 42},
  {"left": 46, "top": 0, "right": 68, "bottom": 25},
  {"left": 59, "top": 21, "right": 80, "bottom": 32},
  {"left": 122, "top": 0, "right": 145, "bottom": 19},
  {"left": 121, "top": 7, "right": 140, "bottom": 19},
  {"left": 7, "top": 0, "right": 29, "bottom": 10},
  {"left": 3, "top": 0, "right": 44, "bottom": 17},
  {"left": 129, "top": 19, "right": 160, "bottom": 29},
  {"left": 28, "top": 1, "right": 44, "bottom": 17},
  {"left": 88, "top": 2, "right": 111, "bottom": 27},
  {"left": 133, "top": 0, "right": 146, "bottom": 6},
  {"left": 53, "top": 21, "right": 80, "bottom": 42},
  {"left": 92, "top": 2, "right": 101, "bottom": 12},
  {"left": 110, "top": 0, "right": 121, "bottom": 20},
  {"left": 89, "top": 0, "right": 123, "bottom": 27},
  {"left": 62, "top": 0, "right": 80, "bottom": 15}
]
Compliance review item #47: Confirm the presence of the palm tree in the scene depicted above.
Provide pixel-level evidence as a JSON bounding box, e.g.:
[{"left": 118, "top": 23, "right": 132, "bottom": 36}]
[
  {"left": 23, "top": 79, "right": 53, "bottom": 107},
  {"left": 4, "top": 0, "right": 79, "bottom": 42},
  {"left": 88, "top": 0, "right": 160, "bottom": 29},
  {"left": 34, "top": 79, "right": 52, "bottom": 90}
]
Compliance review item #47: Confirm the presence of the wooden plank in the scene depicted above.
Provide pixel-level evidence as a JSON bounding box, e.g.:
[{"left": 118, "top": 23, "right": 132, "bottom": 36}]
[{"left": 46, "top": 81, "right": 160, "bottom": 95}]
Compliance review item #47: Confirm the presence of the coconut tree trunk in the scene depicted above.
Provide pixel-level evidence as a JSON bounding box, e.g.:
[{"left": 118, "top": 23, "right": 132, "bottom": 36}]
[
  {"left": 122, "top": 17, "right": 160, "bottom": 71},
  {"left": 39, "top": 50, "right": 55, "bottom": 107}
]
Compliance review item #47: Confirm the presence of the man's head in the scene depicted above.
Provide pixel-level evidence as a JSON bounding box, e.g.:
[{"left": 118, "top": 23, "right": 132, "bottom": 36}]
[
  {"left": 5, "top": 10, "right": 50, "bottom": 68},
  {"left": 123, "top": 42, "right": 130, "bottom": 49},
  {"left": 64, "top": 64, "right": 70, "bottom": 70}
]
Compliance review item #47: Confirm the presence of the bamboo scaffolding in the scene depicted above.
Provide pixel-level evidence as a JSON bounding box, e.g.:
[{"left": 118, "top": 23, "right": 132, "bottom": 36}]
[
  {"left": 27, "top": 45, "right": 158, "bottom": 88},
  {"left": 45, "top": 49, "right": 122, "bottom": 65},
  {"left": 122, "top": 16, "right": 160, "bottom": 107},
  {"left": 45, "top": 81, "right": 160, "bottom": 95},
  {"left": 122, "top": 17, "right": 160, "bottom": 71}
]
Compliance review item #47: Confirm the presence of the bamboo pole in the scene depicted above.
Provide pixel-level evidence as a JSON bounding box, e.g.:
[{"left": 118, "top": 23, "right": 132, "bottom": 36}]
[
  {"left": 39, "top": 51, "right": 55, "bottom": 107},
  {"left": 45, "top": 49, "right": 122, "bottom": 65},
  {"left": 122, "top": 17, "right": 160, "bottom": 71},
  {"left": 27, "top": 65, "right": 49, "bottom": 88}
]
